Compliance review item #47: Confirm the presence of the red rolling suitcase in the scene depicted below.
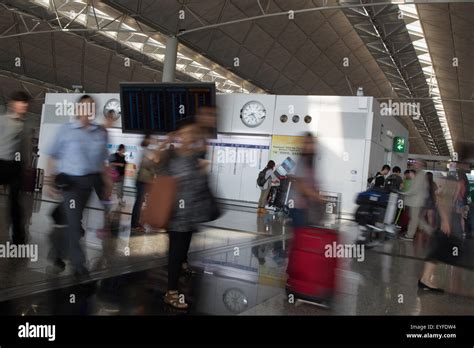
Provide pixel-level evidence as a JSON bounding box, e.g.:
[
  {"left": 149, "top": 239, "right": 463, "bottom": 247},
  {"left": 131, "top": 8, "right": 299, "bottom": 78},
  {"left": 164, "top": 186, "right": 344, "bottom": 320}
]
[
  {"left": 398, "top": 208, "right": 410, "bottom": 232},
  {"left": 286, "top": 226, "right": 339, "bottom": 307}
]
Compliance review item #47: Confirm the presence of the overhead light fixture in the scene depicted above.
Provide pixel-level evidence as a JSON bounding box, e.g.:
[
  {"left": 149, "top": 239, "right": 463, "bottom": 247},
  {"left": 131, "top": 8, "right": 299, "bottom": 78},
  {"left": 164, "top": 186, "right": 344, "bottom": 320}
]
[
  {"left": 30, "top": 0, "right": 262, "bottom": 94},
  {"left": 71, "top": 85, "right": 83, "bottom": 93},
  {"left": 398, "top": 3, "right": 454, "bottom": 157}
]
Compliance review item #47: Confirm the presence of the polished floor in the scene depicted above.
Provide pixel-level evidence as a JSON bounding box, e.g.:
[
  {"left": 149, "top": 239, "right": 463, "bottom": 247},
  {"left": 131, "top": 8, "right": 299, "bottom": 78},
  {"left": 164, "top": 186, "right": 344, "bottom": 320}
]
[{"left": 0, "top": 191, "right": 474, "bottom": 315}]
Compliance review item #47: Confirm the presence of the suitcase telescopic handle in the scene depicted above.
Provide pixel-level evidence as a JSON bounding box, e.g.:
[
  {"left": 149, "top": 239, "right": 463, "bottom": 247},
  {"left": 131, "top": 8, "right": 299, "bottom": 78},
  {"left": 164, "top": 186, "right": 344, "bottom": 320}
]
[{"left": 299, "top": 234, "right": 327, "bottom": 253}]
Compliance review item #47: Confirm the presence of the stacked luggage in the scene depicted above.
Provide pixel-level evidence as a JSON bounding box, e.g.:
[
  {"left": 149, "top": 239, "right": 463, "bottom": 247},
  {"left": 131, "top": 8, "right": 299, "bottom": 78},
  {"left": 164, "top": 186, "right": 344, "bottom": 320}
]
[
  {"left": 354, "top": 188, "right": 399, "bottom": 246},
  {"left": 268, "top": 176, "right": 291, "bottom": 215}
]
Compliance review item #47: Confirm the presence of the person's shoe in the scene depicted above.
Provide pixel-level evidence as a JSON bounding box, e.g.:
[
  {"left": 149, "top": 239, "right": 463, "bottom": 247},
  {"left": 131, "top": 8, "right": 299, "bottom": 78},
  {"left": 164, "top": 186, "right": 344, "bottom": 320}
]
[
  {"left": 163, "top": 290, "right": 189, "bottom": 309},
  {"left": 54, "top": 258, "right": 66, "bottom": 271},
  {"left": 418, "top": 279, "right": 444, "bottom": 293},
  {"left": 399, "top": 233, "right": 414, "bottom": 241}
]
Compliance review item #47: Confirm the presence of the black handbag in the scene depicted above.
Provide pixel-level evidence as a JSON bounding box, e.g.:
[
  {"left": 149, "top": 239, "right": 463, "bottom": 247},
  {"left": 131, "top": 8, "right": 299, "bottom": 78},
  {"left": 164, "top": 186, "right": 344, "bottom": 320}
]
[{"left": 427, "top": 228, "right": 474, "bottom": 270}]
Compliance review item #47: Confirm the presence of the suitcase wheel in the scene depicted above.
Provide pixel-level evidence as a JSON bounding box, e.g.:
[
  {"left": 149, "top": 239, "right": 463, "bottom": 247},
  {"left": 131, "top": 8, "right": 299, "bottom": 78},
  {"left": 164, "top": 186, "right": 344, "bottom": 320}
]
[{"left": 285, "top": 288, "right": 332, "bottom": 309}]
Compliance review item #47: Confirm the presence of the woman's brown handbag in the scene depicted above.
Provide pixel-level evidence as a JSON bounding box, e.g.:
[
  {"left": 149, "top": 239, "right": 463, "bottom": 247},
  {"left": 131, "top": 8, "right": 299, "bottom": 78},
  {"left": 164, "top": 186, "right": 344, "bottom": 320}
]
[{"left": 140, "top": 176, "right": 177, "bottom": 229}]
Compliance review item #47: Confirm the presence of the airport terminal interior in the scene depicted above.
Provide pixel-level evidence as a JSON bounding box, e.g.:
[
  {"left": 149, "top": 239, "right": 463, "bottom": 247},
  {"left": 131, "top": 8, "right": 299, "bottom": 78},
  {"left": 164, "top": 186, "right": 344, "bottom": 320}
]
[{"left": 0, "top": 0, "right": 474, "bottom": 318}]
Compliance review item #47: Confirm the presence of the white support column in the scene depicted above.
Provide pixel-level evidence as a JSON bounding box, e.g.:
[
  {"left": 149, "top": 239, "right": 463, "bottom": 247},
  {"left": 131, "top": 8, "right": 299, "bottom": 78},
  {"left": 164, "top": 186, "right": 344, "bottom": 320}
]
[{"left": 162, "top": 35, "right": 178, "bottom": 82}]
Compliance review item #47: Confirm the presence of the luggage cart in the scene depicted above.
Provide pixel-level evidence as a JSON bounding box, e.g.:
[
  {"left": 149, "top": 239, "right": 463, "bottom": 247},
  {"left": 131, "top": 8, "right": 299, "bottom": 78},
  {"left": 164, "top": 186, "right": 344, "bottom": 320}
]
[
  {"left": 267, "top": 176, "right": 292, "bottom": 216},
  {"left": 355, "top": 189, "right": 399, "bottom": 247}
]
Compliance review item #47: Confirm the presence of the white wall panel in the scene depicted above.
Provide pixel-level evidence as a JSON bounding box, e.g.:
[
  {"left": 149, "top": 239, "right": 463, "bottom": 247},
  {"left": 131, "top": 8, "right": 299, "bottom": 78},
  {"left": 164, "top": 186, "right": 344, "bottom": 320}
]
[
  {"left": 272, "top": 96, "right": 320, "bottom": 136},
  {"left": 317, "top": 111, "right": 367, "bottom": 139},
  {"left": 369, "top": 98, "right": 409, "bottom": 175},
  {"left": 216, "top": 94, "right": 234, "bottom": 133},
  {"left": 316, "top": 137, "right": 367, "bottom": 215},
  {"left": 320, "top": 96, "right": 370, "bottom": 113},
  {"left": 208, "top": 135, "right": 271, "bottom": 203}
]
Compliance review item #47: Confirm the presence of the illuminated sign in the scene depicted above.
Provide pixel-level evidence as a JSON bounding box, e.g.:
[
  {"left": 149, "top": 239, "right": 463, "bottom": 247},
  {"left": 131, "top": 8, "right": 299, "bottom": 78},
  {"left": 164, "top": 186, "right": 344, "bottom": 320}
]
[{"left": 393, "top": 137, "right": 406, "bottom": 153}]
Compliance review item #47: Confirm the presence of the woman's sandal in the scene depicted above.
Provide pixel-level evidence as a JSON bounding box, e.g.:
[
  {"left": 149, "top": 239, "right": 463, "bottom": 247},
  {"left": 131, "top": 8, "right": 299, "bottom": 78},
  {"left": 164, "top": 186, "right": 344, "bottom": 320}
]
[{"left": 163, "top": 291, "right": 189, "bottom": 309}]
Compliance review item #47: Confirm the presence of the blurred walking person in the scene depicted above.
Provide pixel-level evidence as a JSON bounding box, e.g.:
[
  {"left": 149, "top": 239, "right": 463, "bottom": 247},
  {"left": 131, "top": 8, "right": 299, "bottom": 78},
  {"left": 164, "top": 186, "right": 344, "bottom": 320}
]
[
  {"left": 400, "top": 160, "right": 433, "bottom": 241},
  {"left": 290, "top": 132, "right": 322, "bottom": 227},
  {"left": 286, "top": 133, "right": 336, "bottom": 307},
  {"left": 0, "top": 91, "right": 31, "bottom": 244},
  {"left": 131, "top": 134, "right": 155, "bottom": 234},
  {"left": 418, "top": 174, "right": 460, "bottom": 292},
  {"left": 161, "top": 119, "right": 213, "bottom": 309},
  {"left": 403, "top": 169, "right": 413, "bottom": 192},
  {"left": 45, "top": 95, "right": 111, "bottom": 278},
  {"left": 109, "top": 144, "right": 127, "bottom": 205},
  {"left": 456, "top": 168, "right": 470, "bottom": 235},
  {"left": 424, "top": 172, "right": 438, "bottom": 228}
]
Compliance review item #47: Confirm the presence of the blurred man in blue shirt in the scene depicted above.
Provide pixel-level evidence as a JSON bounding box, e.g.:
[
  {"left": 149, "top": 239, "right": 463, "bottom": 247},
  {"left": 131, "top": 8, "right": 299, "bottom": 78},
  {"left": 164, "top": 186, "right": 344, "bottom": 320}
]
[{"left": 45, "top": 95, "right": 111, "bottom": 278}]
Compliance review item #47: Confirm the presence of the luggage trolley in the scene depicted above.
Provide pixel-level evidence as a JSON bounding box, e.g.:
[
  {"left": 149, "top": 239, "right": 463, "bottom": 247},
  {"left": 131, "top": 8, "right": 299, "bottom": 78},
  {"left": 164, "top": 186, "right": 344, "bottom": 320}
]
[
  {"left": 267, "top": 176, "right": 292, "bottom": 216},
  {"left": 354, "top": 188, "right": 399, "bottom": 247},
  {"left": 266, "top": 156, "right": 297, "bottom": 216}
]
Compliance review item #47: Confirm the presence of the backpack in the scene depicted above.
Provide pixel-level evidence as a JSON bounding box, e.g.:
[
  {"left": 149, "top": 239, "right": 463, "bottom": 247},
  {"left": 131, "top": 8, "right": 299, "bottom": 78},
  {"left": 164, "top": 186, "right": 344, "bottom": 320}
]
[
  {"left": 385, "top": 174, "right": 400, "bottom": 192},
  {"left": 257, "top": 168, "right": 269, "bottom": 187}
]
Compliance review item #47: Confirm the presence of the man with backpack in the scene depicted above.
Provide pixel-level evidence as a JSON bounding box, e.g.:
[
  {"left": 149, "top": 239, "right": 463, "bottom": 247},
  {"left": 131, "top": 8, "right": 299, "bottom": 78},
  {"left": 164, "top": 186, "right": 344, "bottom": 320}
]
[
  {"left": 257, "top": 160, "right": 275, "bottom": 215},
  {"left": 385, "top": 166, "right": 403, "bottom": 192}
]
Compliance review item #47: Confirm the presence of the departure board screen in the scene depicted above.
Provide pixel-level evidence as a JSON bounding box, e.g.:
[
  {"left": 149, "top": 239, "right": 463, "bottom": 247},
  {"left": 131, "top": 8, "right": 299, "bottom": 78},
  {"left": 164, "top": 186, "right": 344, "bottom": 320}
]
[{"left": 120, "top": 83, "right": 216, "bottom": 135}]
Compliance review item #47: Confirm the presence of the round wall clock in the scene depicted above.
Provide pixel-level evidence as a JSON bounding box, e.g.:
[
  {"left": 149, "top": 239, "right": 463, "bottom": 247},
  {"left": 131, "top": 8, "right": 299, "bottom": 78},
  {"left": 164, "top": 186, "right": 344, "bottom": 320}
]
[
  {"left": 240, "top": 100, "right": 266, "bottom": 127},
  {"left": 103, "top": 98, "right": 121, "bottom": 121}
]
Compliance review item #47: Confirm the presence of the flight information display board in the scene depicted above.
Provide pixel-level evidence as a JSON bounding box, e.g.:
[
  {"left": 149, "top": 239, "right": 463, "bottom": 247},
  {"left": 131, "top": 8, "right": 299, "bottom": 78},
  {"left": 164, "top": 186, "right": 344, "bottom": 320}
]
[{"left": 120, "top": 83, "right": 216, "bottom": 134}]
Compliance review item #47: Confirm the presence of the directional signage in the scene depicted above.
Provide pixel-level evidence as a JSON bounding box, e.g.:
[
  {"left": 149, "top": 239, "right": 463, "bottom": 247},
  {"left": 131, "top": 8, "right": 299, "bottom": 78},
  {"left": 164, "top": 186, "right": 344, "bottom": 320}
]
[{"left": 393, "top": 136, "right": 406, "bottom": 153}]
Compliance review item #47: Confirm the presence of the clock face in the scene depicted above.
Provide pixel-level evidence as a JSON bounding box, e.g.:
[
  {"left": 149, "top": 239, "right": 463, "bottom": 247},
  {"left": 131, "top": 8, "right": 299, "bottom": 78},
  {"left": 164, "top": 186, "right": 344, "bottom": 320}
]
[
  {"left": 223, "top": 288, "right": 248, "bottom": 314},
  {"left": 103, "top": 98, "right": 121, "bottom": 121},
  {"left": 240, "top": 101, "right": 266, "bottom": 128}
]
